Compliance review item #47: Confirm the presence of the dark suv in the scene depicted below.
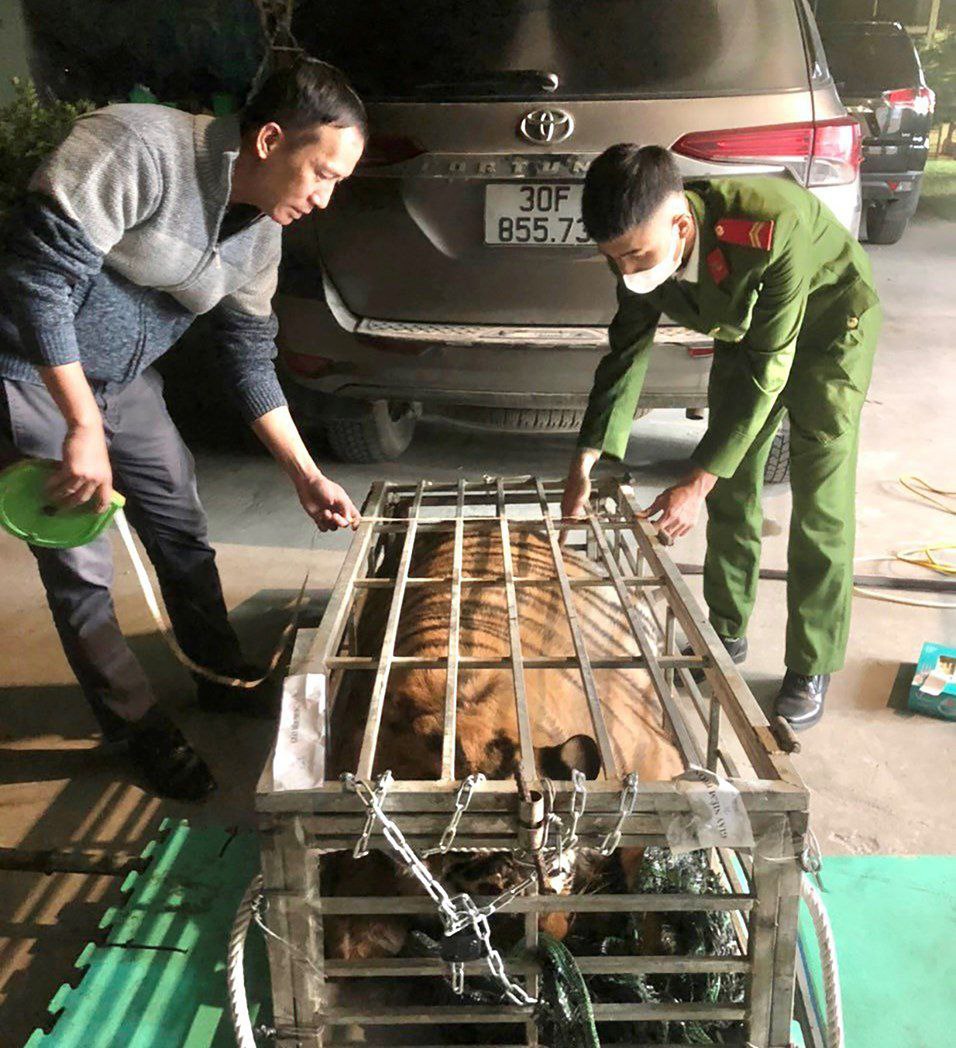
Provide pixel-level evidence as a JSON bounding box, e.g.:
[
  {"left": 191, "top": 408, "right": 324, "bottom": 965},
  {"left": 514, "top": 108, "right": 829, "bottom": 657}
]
[
  {"left": 278, "top": 0, "right": 860, "bottom": 466},
  {"left": 820, "top": 20, "right": 935, "bottom": 244}
]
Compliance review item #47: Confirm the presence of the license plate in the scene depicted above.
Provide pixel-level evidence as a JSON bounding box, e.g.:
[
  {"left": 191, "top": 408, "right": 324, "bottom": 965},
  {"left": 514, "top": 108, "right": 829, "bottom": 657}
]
[{"left": 484, "top": 183, "right": 591, "bottom": 246}]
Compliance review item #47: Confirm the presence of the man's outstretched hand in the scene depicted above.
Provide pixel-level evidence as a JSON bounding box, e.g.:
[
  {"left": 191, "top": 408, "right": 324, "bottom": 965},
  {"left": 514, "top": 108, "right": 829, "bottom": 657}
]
[{"left": 295, "top": 471, "right": 361, "bottom": 532}]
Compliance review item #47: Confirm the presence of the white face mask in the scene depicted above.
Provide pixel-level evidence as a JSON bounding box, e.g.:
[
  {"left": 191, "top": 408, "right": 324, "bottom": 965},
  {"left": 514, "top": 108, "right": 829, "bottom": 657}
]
[{"left": 622, "top": 221, "right": 684, "bottom": 295}]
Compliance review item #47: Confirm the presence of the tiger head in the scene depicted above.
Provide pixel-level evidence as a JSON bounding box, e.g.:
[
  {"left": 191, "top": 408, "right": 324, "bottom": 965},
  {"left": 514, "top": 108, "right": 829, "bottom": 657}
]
[{"left": 438, "top": 733, "right": 606, "bottom": 938}]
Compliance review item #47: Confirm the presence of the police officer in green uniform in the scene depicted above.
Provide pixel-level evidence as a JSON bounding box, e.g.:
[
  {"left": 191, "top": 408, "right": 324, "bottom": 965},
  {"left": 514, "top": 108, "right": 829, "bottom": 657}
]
[{"left": 562, "top": 145, "right": 881, "bottom": 730}]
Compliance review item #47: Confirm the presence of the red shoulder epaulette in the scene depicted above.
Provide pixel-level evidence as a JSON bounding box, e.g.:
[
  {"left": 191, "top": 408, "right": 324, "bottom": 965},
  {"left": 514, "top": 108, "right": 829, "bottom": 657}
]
[{"left": 714, "top": 217, "right": 774, "bottom": 250}]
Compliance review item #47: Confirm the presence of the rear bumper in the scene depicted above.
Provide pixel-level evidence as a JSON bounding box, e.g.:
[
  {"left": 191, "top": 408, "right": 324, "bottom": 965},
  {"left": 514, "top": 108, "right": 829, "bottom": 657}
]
[
  {"left": 275, "top": 291, "right": 713, "bottom": 411},
  {"left": 861, "top": 170, "right": 924, "bottom": 209},
  {"left": 808, "top": 181, "right": 862, "bottom": 239}
]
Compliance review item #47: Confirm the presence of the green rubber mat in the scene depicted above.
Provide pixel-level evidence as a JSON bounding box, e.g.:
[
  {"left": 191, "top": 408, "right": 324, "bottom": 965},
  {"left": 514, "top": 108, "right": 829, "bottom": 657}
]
[
  {"left": 26, "top": 820, "right": 271, "bottom": 1048},
  {"left": 800, "top": 856, "right": 956, "bottom": 1048}
]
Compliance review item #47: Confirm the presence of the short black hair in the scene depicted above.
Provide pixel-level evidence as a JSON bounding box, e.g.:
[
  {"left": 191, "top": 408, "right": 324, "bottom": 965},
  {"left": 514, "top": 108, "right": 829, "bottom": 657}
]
[
  {"left": 581, "top": 144, "right": 684, "bottom": 243},
  {"left": 240, "top": 56, "right": 367, "bottom": 140}
]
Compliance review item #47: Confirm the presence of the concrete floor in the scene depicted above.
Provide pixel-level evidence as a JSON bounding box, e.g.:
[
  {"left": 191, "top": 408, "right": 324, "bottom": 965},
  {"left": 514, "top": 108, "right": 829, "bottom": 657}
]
[{"left": 1, "top": 212, "right": 954, "bottom": 1043}]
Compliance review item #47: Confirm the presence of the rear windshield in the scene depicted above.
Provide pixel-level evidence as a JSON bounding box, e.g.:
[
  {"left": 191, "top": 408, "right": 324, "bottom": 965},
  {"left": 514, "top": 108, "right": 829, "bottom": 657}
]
[
  {"left": 820, "top": 27, "right": 920, "bottom": 94},
  {"left": 294, "top": 0, "right": 810, "bottom": 101}
]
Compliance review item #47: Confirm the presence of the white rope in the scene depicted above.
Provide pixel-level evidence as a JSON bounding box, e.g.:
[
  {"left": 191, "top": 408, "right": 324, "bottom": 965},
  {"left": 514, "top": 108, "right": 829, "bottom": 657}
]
[
  {"left": 113, "top": 508, "right": 311, "bottom": 687},
  {"left": 227, "top": 873, "right": 261, "bottom": 1048},
  {"left": 802, "top": 875, "right": 844, "bottom": 1048}
]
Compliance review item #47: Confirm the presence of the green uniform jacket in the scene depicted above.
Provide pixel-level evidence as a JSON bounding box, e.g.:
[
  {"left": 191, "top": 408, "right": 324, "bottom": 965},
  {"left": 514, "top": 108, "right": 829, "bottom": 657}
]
[{"left": 577, "top": 177, "right": 881, "bottom": 477}]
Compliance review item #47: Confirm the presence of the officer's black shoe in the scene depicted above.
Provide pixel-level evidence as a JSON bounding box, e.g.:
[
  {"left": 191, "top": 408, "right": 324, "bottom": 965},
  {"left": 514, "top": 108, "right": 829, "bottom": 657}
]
[
  {"left": 194, "top": 663, "right": 276, "bottom": 718},
  {"left": 775, "top": 672, "right": 830, "bottom": 732},
  {"left": 128, "top": 708, "right": 217, "bottom": 801},
  {"left": 685, "top": 636, "right": 748, "bottom": 681}
]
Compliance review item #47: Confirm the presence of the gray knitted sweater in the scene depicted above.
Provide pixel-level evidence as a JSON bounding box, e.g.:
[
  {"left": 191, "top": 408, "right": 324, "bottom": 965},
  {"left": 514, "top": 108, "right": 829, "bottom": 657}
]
[{"left": 0, "top": 104, "right": 287, "bottom": 422}]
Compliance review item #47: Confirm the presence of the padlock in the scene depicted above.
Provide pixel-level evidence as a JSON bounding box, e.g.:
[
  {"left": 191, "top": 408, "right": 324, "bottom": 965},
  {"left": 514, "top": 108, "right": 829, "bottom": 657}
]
[{"left": 440, "top": 926, "right": 487, "bottom": 964}]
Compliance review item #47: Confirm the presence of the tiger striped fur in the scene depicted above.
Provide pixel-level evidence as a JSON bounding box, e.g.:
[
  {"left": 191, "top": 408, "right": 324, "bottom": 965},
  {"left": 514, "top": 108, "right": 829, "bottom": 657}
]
[{"left": 324, "top": 530, "right": 683, "bottom": 960}]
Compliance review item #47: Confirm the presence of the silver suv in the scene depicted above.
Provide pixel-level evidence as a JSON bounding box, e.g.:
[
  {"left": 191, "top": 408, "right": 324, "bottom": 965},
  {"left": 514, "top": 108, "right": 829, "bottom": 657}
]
[{"left": 278, "top": 0, "right": 862, "bottom": 469}]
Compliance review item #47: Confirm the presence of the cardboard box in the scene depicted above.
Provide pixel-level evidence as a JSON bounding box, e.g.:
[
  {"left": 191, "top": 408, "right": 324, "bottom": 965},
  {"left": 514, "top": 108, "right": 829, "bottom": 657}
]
[{"left": 908, "top": 642, "right": 956, "bottom": 721}]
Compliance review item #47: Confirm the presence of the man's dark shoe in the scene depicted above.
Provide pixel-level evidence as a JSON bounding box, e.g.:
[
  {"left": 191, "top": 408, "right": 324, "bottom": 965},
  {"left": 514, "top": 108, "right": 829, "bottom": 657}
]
[
  {"left": 128, "top": 708, "right": 217, "bottom": 801},
  {"left": 685, "top": 636, "right": 748, "bottom": 681},
  {"left": 194, "top": 663, "right": 275, "bottom": 718},
  {"left": 775, "top": 672, "right": 830, "bottom": 731}
]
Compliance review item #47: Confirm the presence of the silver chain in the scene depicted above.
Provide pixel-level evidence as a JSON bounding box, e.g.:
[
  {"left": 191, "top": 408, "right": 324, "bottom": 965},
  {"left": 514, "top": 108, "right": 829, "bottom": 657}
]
[
  {"left": 343, "top": 773, "right": 461, "bottom": 928},
  {"left": 353, "top": 770, "right": 393, "bottom": 859},
  {"left": 342, "top": 772, "right": 536, "bottom": 1006},
  {"left": 434, "top": 773, "right": 486, "bottom": 854},
  {"left": 341, "top": 769, "right": 642, "bottom": 1004},
  {"left": 600, "top": 771, "right": 639, "bottom": 855},
  {"left": 564, "top": 769, "right": 588, "bottom": 851}
]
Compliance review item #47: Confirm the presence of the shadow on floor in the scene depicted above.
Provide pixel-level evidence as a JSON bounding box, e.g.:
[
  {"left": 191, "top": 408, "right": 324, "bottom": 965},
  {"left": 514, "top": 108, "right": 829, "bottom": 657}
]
[{"left": 0, "top": 585, "right": 327, "bottom": 1045}]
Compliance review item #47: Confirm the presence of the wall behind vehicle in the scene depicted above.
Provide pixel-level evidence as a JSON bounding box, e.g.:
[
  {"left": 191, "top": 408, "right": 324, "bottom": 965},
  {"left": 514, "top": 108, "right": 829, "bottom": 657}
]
[
  {"left": 0, "top": 0, "right": 32, "bottom": 103},
  {"left": 815, "top": 0, "right": 955, "bottom": 35},
  {"left": 21, "top": 0, "right": 262, "bottom": 108}
]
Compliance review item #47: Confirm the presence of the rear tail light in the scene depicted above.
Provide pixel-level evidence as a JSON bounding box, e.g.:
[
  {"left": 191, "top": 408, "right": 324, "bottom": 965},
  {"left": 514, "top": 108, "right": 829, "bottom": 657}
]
[
  {"left": 672, "top": 117, "right": 861, "bottom": 187},
  {"left": 809, "top": 119, "right": 862, "bottom": 186},
  {"left": 359, "top": 134, "right": 426, "bottom": 168},
  {"left": 883, "top": 86, "right": 936, "bottom": 116},
  {"left": 281, "top": 350, "right": 335, "bottom": 378}
]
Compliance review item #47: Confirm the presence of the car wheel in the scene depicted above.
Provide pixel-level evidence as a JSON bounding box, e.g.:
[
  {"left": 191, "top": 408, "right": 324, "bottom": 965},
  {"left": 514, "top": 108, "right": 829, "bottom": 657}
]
[
  {"left": 434, "top": 406, "right": 585, "bottom": 432},
  {"left": 763, "top": 416, "right": 791, "bottom": 485},
  {"left": 865, "top": 203, "right": 909, "bottom": 245},
  {"left": 325, "top": 400, "right": 417, "bottom": 463},
  {"left": 432, "top": 406, "right": 650, "bottom": 432}
]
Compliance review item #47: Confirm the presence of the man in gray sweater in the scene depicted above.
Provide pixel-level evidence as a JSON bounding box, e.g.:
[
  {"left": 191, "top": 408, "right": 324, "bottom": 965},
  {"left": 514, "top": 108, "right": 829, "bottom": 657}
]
[{"left": 0, "top": 59, "right": 367, "bottom": 800}]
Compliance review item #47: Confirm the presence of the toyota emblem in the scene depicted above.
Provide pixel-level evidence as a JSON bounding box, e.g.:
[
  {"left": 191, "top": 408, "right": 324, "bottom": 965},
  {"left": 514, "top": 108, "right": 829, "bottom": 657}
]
[{"left": 518, "top": 109, "right": 575, "bottom": 145}]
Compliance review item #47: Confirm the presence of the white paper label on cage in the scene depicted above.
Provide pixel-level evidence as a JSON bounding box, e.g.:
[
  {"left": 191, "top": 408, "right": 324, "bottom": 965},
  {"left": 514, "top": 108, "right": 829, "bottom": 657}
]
[
  {"left": 666, "top": 766, "right": 755, "bottom": 855},
  {"left": 272, "top": 673, "right": 326, "bottom": 791}
]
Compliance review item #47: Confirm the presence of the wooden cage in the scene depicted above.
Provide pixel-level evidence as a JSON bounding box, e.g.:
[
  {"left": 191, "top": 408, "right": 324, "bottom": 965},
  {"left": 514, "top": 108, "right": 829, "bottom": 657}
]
[{"left": 255, "top": 476, "right": 812, "bottom": 1048}]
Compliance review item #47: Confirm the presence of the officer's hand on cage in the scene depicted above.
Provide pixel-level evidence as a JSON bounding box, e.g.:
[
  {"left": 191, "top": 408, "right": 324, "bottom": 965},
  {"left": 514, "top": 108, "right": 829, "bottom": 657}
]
[
  {"left": 560, "top": 448, "right": 601, "bottom": 543},
  {"left": 638, "top": 467, "right": 717, "bottom": 540},
  {"left": 296, "top": 471, "right": 361, "bottom": 532}
]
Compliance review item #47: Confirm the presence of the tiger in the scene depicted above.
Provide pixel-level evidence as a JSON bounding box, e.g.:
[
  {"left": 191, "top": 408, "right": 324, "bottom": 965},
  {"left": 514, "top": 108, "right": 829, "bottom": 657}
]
[{"left": 323, "top": 527, "right": 684, "bottom": 961}]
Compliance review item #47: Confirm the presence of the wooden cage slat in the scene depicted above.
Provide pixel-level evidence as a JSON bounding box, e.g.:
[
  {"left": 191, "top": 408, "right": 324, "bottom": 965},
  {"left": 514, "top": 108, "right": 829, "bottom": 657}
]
[
  {"left": 310, "top": 892, "right": 754, "bottom": 915},
  {"left": 496, "top": 478, "right": 536, "bottom": 775},
  {"left": 321, "top": 955, "right": 750, "bottom": 977},
  {"left": 615, "top": 536, "right": 742, "bottom": 781},
  {"left": 257, "top": 777, "right": 808, "bottom": 812},
  {"left": 356, "top": 481, "right": 426, "bottom": 780},
  {"left": 616, "top": 483, "right": 796, "bottom": 783},
  {"left": 441, "top": 478, "right": 466, "bottom": 781},
  {"left": 326, "top": 653, "right": 705, "bottom": 672},
  {"left": 353, "top": 573, "right": 662, "bottom": 591},
  {"left": 316, "top": 1002, "right": 747, "bottom": 1025},
  {"left": 583, "top": 503, "right": 703, "bottom": 767},
  {"left": 534, "top": 477, "right": 618, "bottom": 779}
]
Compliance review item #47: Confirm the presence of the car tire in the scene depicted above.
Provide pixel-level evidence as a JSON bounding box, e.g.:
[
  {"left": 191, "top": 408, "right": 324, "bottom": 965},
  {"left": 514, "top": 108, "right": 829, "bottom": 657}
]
[
  {"left": 432, "top": 406, "right": 650, "bottom": 432},
  {"left": 325, "top": 400, "right": 417, "bottom": 463},
  {"left": 763, "top": 416, "right": 791, "bottom": 485},
  {"left": 865, "top": 203, "right": 910, "bottom": 245}
]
